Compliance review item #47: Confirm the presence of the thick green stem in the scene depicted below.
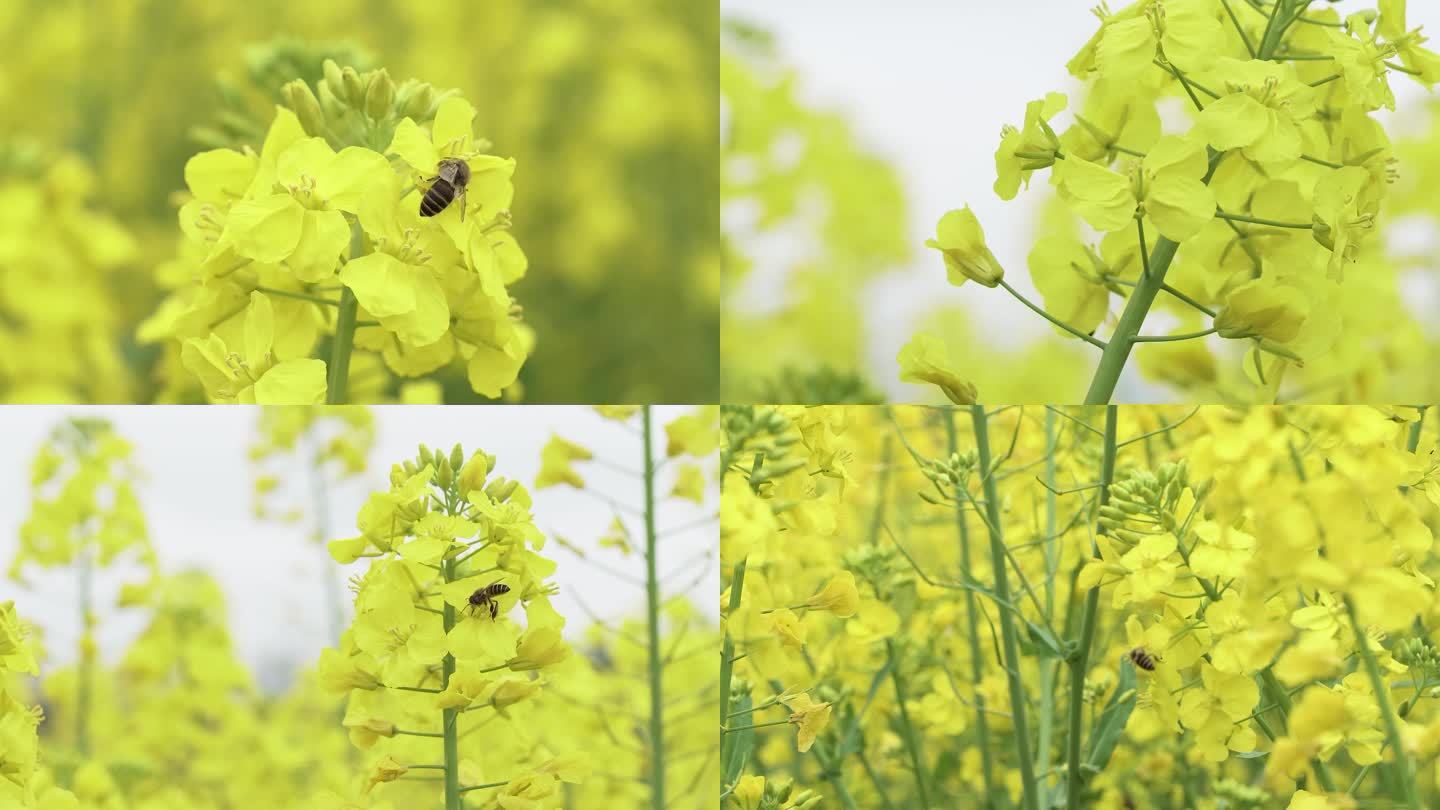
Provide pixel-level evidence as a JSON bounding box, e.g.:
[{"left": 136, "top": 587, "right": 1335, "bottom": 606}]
[
  {"left": 718, "top": 558, "right": 747, "bottom": 776},
  {"left": 1346, "top": 598, "right": 1422, "bottom": 810},
  {"left": 970, "top": 405, "right": 1039, "bottom": 810},
  {"left": 641, "top": 406, "right": 666, "bottom": 810},
  {"left": 1084, "top": 238, "right": 1180, "bottom": 403},
  {"left": 326, "top": 222, "right": 365, "bottom": 404},
  {"left": 442, "top": 556, "right": 461, "bottom": 810},
  {"left": 1066, "top": 406, "right": 1117, "bottom": 809},
  {"left": 1035, "top": 410, "right": 1059, "bottom": 809},
  {"left": 945, "top": 415, "right": 996, "bottom": 806}
]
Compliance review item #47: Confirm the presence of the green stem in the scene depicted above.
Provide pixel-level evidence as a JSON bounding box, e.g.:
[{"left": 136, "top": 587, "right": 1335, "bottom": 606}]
[
  {"left": 1133, "top": 328, "right": 1218, "bottom": 343},
  {"left": 641, "top": 406, "right": 666, "bottom": 810},
  {"left": 1212, "top": 211, "right": 1311, "bottom": 230},
  {"left": 442, "top": 554, "right": 461, "bottom": 810},
  {"left": 458, "top": 780, "right": 509, "bottom": 793},
  {"left": 1066, "top": 406, "right": 1117, "bottom": 809},
  {"left": 813, "top": 743, "right": 862, "bottom": 810},
  {"left": 725, "top": 719, "right": 792, "bottom": 733},
  {"left": 998, "top": 279, "right": 1107, "bottom": 349},
  {"left": 1084, "top": 237, "right": 1179, "bottom": 403},
  {"left": 971, "top": 405, "right": 1039, "bottom": 810},
  {"left": 1036, "top": 410, "right": 1059, "bottom": 809},
  {"left": 1345, "top": 598, "right": 1421, "bottom": 810},
  {"left": 254, "top": 286, "right": 341, "bottom": 307},
  {"left": 326, "top": 222, "right": 364, "bottom": 404},
  {"left": 718, "top": 558, "right": 747, "bottom": 787},
  {"left": 946, "top": 415, "right": 996, "bottom": 807},
  {"left": 886, "top": 639, "right": 933, "bottom": 810}
]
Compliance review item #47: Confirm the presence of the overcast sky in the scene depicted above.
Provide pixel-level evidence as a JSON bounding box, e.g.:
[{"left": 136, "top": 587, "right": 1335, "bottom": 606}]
[
  {"left": 0, "top": 406, "right": 716, "bottom": 692},
  {"left": 724, "top": 0, "right": 1440, "bottom": 400}
]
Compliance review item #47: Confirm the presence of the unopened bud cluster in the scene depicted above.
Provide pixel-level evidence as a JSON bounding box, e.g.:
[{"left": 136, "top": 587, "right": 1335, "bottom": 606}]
[
  {"left": 284, "top": 59, "right": 461, "bottom": 152},
  {"left": 919, "top": 450, "right": 978, "bottom": 504},
  {"left": 1395, "top": 637, "right": 1440, "bottom": 675},
  {"left": 1209, "top": 778, "right": 1270, "bottom": 810},
  {"left": 1098, "top": 461, "right": 1190, "bottom": 535},
  {"left": 842, "top": 543, "right": 906, "bottom": 600}
]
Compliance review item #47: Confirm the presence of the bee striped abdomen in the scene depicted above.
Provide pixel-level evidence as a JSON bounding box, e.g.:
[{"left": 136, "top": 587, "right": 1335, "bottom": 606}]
[
  {"left": 467, "top": 582, "right": 511, "bottom": 620},
  {"left": 1128, "top": 647, "right": 1157, "bottom": 671},
  {"left": 470, "top": 583, "right": 510, "bottom": 603},
  {"left": 420, "top": 178, "right": 456, "bottom": 217}
]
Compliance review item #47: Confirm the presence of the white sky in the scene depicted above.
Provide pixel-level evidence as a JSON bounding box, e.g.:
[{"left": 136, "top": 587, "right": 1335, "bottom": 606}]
[
  {"left": 724, "top": 0, "right": 1440, "bottom": 401},
  {"left": 0, "top": 406, "right": 716, "bottom": 692}
]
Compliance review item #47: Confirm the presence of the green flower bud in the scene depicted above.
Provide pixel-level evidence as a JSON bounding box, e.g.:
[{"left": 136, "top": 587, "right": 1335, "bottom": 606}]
[
  {"left": 341, "top": 66, "right": 365, "bottom": 103},
  {"left": 450, "top": 443, "right": 464, "bottom": 472},
  {"left": 317, "top": 80, "right": 347, "bottom": 121},
  {"left": 322, "top": 59, "right": 346, "bottom": 99},
  {"left": 365, "top": 68, "right": 395, "bottom": 121},
  {"left": 418, "top": 444, "right": 433, "bottom": 466},
  {"left": 283, "top": 80, "right": 327, "bottom": 137},
  {"left": 437, "top": 457, "right": 454, "bottom": 489},
  {"left": 486, "top": 477, "right": 518, "bottom": 503}
]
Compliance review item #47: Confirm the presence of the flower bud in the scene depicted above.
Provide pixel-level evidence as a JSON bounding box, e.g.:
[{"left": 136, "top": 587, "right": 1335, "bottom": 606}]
[
  {"left": 400, "top": 81, "right": 436, "bottom": 120},
  {"left": 486, "top": 477, "right": 519, "bottom": 503},
  {"left": 458, "top": 451, "right": 493, "bottom": 497},
  {"left": 450, "top": 443, "right": 465, "bottom": 473},
  {"left": 322, "top": 59, "right": 346, "bottom": 99},
  {"left": 283, "top": 80, "right": 327, "bottom": 137},
  {"left": 317, "top": 80, "right": 347, "bottom": 121},
  {"left": 365, "top": 68, "right": 395, "bottom": 121},
  {"left": 437, "top": 456, "right": 454, "bottom": 489},
  {"left": 341, "top": 66, "right": 366, "bottom": 104}
]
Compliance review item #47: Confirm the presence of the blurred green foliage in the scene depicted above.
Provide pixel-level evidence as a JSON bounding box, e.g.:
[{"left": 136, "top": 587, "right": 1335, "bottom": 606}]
[{"left": 0, "top": 0, "right": 717, "bottom": 403}]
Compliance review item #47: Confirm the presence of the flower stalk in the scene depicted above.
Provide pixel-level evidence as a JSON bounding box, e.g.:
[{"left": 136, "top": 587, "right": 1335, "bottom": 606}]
[
  {"left": 945, "top": 414, "right": 996, "bottom": 806},
  {"left": 971, "top": 405, "right": 1040, "bottom": 810},
  {"left": 1066, "top": 405, "right": 1116, "bottom": 808},
  {"left": 641, "top": 405, "right": 666, "bottom": 810}
]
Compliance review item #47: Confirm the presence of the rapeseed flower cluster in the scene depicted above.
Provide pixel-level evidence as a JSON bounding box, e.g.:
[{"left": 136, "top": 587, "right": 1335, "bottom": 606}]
[
  {"left": 721, "top": 403, "right": 1440, "bottom": 809},
  {"left": 0, "top": 1, "right": 717, "bottom": 403},
  {"left": 901, "top": 0, "right": 1440, "bottom": 403},
  {"left": 2, "top": 412, "right": 718, "bottom": 809},
  {"left": 140, "top": 61, "right": 531, "bottom": 405}
]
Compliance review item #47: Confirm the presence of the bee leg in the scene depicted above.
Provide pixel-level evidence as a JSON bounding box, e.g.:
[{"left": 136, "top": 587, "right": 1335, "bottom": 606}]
[
  {"left": 489, "top": 600, "right": 497, "bottom": 621},
  {"left": 458, "top": 185, "right": 467, "bottom": 224}
]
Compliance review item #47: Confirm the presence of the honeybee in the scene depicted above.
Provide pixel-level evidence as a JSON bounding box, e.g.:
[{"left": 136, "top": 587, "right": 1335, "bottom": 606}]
[
  {"left": 1128, "top": 647, "right": 1158, "bottom": 672},
  {"left": 419, "top": 157, "right": 471, "bottom": 222},
  {"left": 466, "top": 582, "right": 510, "bottom": 620}
]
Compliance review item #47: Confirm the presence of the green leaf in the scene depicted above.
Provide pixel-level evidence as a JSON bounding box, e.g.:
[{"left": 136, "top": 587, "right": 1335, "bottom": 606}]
[
  {"left": 1085, "top": 658, "right": 1138, "bottom": 775},
  {"left": 721, "top": 691, "right": 755, "bottom": 793}
]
